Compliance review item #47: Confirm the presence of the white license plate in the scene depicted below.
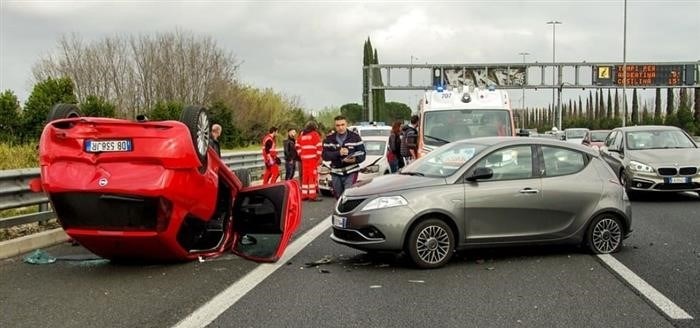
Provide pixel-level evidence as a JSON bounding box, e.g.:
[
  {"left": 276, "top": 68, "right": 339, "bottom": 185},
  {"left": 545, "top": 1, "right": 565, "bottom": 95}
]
[
  {"left": 332, "top": 215, "right": 347, "bottom": 228},
  {"left": 668, "top": 177, "right": 688, "bottom": 184},
  {"left": 85, "top": 139, "right": 132, "bottom": 153}
]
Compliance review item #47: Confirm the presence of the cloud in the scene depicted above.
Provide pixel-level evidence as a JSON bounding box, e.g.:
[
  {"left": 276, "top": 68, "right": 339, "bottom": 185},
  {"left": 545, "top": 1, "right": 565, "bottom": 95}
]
[{"left": 1, "top": 0, "right": 698, "bottom": 111}]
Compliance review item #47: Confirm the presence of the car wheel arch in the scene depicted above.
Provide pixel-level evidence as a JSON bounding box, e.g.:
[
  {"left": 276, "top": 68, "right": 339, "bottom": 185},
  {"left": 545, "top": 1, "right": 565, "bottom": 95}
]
[
  {"left": 401, "top": 211, "right": 460, "bottom": 251},
  {"left": 584, "top": 208, "right": 630, "bottom": 237}
]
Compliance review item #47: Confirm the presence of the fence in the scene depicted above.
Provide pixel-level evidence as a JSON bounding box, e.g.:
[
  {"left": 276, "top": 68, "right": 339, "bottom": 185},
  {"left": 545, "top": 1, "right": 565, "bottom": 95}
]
[{"left": 0, "top": 149, "right": 284, "bottom": 230}]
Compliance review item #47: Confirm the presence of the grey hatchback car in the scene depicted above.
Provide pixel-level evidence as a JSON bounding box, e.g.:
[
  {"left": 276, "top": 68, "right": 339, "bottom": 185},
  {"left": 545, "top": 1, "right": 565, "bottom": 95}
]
[{"left": 330, "top": 137, "right": 632, "bottom": 268}]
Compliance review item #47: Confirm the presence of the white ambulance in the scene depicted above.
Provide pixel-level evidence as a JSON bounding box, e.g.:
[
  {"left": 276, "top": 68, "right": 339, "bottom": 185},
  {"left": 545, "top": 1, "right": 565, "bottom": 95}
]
[{"left": 417, "top": 85, "right": 515, "bottom": 156}]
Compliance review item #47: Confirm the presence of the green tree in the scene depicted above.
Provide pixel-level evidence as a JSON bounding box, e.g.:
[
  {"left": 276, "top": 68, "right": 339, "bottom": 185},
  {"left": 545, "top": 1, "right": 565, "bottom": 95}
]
[
  {"left": 340, "top": 103, "right": 363, "bottom": 123},
  {"left": 631, "top": 89, "right": 639, "bottom": 125},
  {"left": 382, "top": 101, "right": 411, "bottom": 122},
  {"left": 694, "top": 88, "right": 700, "bottom": 134},
  {"left": 316, "top": 106, "right": 341, "bottom": 133},
  {"left": 654, "top": 88, "right": 663, "bottom": 124},
  {"left": 666, "top": 88, "right": 675, "bottom": 116},
  {"left": 209, "top": 100, "right": 244, "bottom": 149},
  {"left": 148, "top": 100, "right": 183, "bottom": 121},
  {"left": 22, "top": 77, "right": 78, "bottom": 142},
  {"left": 606, "top": 90, "right": 613, "bottom": 118},
  {"left": 0, "top": 90, "right": 21, "bottom": 143},
  {"left": 676, "top": 95, "right": 695, "bottom": 134},
  {"left": 80, "top": 95, "right": 116, "bottom": 118}
]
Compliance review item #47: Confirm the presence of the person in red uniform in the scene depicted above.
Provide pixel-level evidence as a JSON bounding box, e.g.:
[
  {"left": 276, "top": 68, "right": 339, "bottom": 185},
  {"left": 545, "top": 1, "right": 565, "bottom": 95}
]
[
  {"left": 261, "top": 127, "right": 280, "bottom": 184},
  {"left": 295, "top": 121, "right": 323, "bottom": 201}
]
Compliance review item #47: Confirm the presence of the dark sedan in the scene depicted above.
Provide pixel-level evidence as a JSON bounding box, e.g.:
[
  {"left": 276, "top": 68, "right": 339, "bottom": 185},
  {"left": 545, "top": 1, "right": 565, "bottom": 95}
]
[{"left": 330, "top": 137, "right": 632, "bottom": 268}]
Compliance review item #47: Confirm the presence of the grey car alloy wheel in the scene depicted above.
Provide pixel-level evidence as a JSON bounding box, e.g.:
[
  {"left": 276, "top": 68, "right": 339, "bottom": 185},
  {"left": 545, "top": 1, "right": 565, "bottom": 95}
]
[
  {"left": 588, "top": 215, "right": 623, "bottom": 254},
  {"left": 407, "top": 219, "right": 454, "bottom": 269}
]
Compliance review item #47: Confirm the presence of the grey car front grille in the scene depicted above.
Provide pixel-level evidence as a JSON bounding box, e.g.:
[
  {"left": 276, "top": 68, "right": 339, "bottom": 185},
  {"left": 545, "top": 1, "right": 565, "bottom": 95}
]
[
  {"left": 337, "top": 198, "right": 366, "bottom": 213},
  {"left": 657, "top": 167, "right": 698, "bottom": 176},
  {"left": 657, "top": 168, "right": 677, "bottom": 176}
]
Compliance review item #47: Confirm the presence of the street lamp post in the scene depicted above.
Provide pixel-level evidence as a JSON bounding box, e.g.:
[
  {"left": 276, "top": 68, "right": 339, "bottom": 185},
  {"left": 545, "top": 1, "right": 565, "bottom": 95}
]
[
  {"left": 622, "top": 0, "right": 628, "bottom": 127},
  {"left": 409, "top": 55, "right": 418, "bottom": 87},
  {"left": 547, "top": 20, "right": 562, "bottom": 129},
  {"left": 518, "top": 52, "right": 530, "bottom": 130}
]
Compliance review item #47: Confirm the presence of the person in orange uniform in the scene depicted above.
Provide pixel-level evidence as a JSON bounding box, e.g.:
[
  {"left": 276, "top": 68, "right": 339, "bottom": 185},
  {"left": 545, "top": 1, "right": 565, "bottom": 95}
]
[
  {"left": 295, "top": 121, "right": 323, "bottom": 201},
  {"left": 261, "top": 127, "right": 280, "bottom": 184}
]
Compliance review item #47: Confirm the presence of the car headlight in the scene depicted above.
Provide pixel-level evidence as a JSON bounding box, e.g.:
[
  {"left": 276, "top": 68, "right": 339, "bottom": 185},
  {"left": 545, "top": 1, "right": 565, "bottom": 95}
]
[
  {"left": 361, "top": 165, "right": 380, "bottom": 174},
  {"left": 361, "top": 196, "right": 408, "bottom": 211},
  {"left": 628, "top": 160, "right": 653, "bottom": 173}
]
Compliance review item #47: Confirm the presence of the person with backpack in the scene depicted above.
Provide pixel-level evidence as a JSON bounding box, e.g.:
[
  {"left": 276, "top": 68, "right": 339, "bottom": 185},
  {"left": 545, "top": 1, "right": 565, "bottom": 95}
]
[
  {"left": 400, "top": 115, "right": 420, "bottom": 164},
  {"left": 388, "top": 120, "right": 405, "bottom": 173}
]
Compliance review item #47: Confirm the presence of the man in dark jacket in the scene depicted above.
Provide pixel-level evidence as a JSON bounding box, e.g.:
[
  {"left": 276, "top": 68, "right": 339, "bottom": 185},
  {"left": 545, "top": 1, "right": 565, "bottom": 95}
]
[
  {"left": 283, "top": 128, "right": 299, "bottom": 180},
  {"left": 400, "top": 115, "right": 420, "bottom": 163},
  {"left": 322, "top": 115, "right": 366, "bottom": 198}
]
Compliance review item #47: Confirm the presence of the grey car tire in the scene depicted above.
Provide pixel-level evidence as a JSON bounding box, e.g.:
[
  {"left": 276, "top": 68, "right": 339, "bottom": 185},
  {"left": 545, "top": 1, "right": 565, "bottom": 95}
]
[
  {"left": 406, "top": 219, "right": 455, "bottom": 269},
  {"left": 179, "top": 106, "right": 210, "bottom": 173},
  {"left": 47, "top": 103, "right": 80, "bottom": 121},
  {"left": 586, "top": 214, "right": 623, "bottom": 254}
]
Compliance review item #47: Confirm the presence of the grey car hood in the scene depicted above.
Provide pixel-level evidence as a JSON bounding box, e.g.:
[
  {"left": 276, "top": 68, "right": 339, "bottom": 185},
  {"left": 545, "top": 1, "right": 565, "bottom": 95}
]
[
  {"left": 344, "top": 174, "right": 445, "bottom": 197},
  {"left": 629, "top": 149, "right": 700, "bottom": 166}
]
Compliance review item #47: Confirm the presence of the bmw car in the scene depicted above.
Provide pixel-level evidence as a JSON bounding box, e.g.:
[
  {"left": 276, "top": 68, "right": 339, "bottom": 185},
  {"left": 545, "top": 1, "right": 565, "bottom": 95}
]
[
  {"left": 330, "top": 137, "right": 632, "bottom": 268},
  {"left": 599, "top": 125, "right": 700, "bottom": 199},
  {"left": 31, "top": 103, "right": 301, "bottom": 262}
]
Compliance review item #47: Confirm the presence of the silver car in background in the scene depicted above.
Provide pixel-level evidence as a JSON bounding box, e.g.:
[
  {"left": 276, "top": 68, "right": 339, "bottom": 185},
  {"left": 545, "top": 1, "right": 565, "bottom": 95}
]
[
  {"left": 599, "top": 125, "right": 700, "bottom": 199},
  {"left": 330, "top": 137, "right": 632, "bottom": 269}
]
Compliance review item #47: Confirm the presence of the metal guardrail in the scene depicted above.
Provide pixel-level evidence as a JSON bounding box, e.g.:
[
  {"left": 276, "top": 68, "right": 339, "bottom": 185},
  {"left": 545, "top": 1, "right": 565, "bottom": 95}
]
[{"left": 0, "top": 149, "right": 284, "bottom": 230}]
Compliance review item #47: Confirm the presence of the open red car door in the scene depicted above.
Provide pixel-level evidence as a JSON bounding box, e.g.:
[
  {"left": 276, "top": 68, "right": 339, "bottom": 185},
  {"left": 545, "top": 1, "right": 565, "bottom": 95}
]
[{"left": 231, "top": 180, "right": 301, "bottom": 262}]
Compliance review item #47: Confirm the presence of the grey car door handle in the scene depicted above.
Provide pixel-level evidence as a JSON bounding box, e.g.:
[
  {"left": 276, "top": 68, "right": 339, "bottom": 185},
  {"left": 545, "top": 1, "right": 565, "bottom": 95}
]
[{"left": 519, "top": 188, "right": 539, "bottom": 194}]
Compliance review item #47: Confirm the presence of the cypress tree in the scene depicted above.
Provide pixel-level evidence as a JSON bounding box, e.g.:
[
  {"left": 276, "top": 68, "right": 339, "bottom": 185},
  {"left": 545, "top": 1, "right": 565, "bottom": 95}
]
[
  {"left": 666, "top": 88, "right": 675, "bottom": 116},
  {"left": 654, "top": 88, "right": 662, "bottom": 123},
  {"left": 631, "top": 89, "right": 639, "bottom": 125}
]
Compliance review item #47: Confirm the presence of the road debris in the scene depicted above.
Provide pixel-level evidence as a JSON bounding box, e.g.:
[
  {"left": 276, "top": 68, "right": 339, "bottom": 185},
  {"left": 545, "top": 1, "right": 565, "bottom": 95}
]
[{"left": 23, "top": 249, "right": 56, "bottom": 264}]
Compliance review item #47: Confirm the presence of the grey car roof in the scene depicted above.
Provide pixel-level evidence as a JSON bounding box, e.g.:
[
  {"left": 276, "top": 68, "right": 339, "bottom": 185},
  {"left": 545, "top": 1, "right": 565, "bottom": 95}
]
[
  {"left": 613, "top": 125, "right": 682, "bottom": 132},
  {"left": 452, "top": 137, "right": 599, "bottom": 157}
]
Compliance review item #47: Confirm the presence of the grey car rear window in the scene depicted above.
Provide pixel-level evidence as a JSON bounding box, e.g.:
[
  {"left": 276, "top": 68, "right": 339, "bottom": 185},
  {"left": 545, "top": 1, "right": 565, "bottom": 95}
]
[{"left": 542, "top": 146, "right": 586, "bottom": 177}]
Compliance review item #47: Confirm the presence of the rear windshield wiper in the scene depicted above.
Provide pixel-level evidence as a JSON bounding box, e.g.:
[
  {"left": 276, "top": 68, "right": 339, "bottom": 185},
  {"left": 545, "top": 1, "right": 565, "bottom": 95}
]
[{"left": 423, "top": 134, "right": 450, "bottom": 145}]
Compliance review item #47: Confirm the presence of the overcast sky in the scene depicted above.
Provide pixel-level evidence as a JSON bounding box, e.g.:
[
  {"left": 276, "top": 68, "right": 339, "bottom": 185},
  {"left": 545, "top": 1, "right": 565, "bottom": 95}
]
[{"left": 1, "top": 0, "right": 699, "bottom": 112}]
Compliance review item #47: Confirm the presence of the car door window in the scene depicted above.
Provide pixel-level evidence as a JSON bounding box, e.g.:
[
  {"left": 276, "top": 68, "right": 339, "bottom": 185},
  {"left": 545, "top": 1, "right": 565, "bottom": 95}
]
[
  {"left": 474, "top": 146, "right": 533, "bottom": 181},
  {"left": 541, "top": 146, "right": 586, "bottom": 177},
  {"left": 613, "top": 131, "right": 623, "bottom": 150},
  {"left": 605, "top": 131, "right": 617, "bottom": 148}
]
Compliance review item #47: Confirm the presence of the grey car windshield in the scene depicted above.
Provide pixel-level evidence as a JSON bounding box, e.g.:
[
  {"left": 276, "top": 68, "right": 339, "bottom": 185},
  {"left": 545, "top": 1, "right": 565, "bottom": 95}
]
[
  {"left": 626, "top": 130, "right": 697, "bottom": 150},
  {"left": 423, "top": 110, "right": 511, "bottom": 146},
  {"left": 360, "top": 129, "right": 390, "bottom": 137},
  {"left": 566, "top": 129, "right": 588, "bottom": 138},
  {"left": 590, "top": 131, "right": 610, "bottom": 142},
  {"left": 364, "top": 140, "right": 386, "bottom": 156},
  {"left": 402, "top": 142, "right": 487, "bottom": 177}
]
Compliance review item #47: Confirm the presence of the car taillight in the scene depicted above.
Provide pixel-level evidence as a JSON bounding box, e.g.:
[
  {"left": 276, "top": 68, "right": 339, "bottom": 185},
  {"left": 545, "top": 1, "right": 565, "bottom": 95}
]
[{"left": 156, "top": 198, "right": 173, "bottom": 232}]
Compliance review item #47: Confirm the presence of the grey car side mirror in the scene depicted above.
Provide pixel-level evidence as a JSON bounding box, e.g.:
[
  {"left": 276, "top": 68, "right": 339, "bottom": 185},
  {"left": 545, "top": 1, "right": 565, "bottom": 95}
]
[{"left": 466, "top": 167, "right": 493, "bottom": 181}]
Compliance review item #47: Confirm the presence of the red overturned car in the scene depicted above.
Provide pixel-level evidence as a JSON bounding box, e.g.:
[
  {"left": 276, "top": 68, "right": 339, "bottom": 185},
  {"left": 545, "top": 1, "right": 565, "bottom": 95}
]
[{"left": 32, "top": 103, "right": 301, "bottom": 262}]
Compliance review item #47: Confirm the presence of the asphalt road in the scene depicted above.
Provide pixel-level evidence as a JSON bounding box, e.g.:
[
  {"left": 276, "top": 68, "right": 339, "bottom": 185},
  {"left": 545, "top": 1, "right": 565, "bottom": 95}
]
[{"left": 0, "top": 193, "right": 697, "bottom": 328}]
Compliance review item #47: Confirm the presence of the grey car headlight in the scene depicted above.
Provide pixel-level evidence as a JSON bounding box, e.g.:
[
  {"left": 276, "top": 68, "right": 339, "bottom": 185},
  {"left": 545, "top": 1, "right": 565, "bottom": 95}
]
[
  {"left": 361, "top": 165, "right": 380, "bottom": 174},
  {"left": 361, "top": 196, "right": 408, "bottom": 211},
  {"left": 628, "top": 160, "right": 653, "bottom": 173}
]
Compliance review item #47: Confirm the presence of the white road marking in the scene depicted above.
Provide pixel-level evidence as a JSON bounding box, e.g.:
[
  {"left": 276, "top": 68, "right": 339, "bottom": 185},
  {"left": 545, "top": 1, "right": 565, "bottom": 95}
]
[
  {"left": 597, "top": 254, "right": 693, "bottom": 320},
  {"left": 172, "top": 218, "right": 332, "bottom": 328}
]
